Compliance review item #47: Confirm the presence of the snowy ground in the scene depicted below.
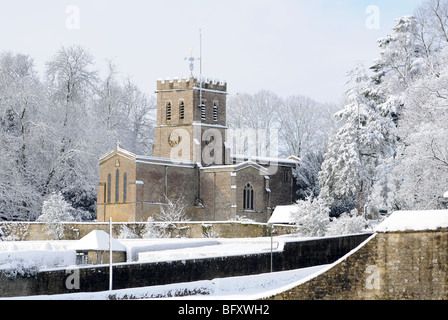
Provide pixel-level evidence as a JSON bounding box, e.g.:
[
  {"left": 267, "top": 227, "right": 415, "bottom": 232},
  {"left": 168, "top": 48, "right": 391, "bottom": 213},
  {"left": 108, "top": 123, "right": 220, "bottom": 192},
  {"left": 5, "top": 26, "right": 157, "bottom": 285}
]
[{"left": 0, "top": 234, "right": 327, "bottom": 300}]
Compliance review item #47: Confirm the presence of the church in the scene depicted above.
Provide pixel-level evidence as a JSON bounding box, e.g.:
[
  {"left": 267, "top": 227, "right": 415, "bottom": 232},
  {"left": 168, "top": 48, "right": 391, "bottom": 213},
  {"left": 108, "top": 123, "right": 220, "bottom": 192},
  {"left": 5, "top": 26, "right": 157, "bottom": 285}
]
[{"left": 96, "top": 76, "right": 299, "bottom": 223}]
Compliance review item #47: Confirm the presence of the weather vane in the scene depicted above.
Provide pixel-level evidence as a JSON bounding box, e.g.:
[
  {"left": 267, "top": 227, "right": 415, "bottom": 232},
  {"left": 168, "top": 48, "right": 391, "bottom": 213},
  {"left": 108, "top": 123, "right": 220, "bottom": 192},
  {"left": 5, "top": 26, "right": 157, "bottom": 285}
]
[{"left": 185, "top": 46, "right": 200, "bottom": 77}]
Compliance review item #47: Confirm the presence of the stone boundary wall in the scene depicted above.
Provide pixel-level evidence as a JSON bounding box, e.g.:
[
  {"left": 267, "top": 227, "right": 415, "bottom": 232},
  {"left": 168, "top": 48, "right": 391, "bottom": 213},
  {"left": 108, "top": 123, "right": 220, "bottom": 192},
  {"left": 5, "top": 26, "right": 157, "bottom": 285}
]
[
  {"left": 0, "top": 233, "right": 372, "bottom": 298},
  {"left": 266, "top": 230, "right": 448, "bottom": 300},
  {"left": 0, "top": 221, "right": 295, "bottom": 241}
]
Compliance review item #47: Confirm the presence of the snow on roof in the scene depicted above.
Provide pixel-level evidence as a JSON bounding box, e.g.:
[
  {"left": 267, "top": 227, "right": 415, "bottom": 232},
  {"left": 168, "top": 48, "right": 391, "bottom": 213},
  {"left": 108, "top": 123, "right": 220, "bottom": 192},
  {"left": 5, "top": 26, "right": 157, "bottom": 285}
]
[
  {"left": 444, "top": 191, "right": 448, "bottom": 199},
  {"left": 71, "top": 230, "right": 126, "bottom": 252},
  {"left": 268, "top": 205, "right": 297, "bottom": 224},
  {"left": 375, "top": 210, "right": 448, "bottom": 233}
]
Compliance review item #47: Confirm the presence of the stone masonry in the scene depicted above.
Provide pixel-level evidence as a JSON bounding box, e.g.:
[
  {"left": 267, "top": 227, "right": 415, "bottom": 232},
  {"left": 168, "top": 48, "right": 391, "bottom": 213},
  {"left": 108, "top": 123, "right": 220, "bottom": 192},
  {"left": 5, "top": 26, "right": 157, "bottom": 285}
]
[{"left": 267, "top": 229, "right": 448, "bottom": 300}]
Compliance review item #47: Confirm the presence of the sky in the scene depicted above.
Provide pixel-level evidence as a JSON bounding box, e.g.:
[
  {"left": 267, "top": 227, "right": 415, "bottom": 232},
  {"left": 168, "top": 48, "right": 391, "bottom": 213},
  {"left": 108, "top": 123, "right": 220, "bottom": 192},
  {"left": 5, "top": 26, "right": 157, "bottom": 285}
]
[{"left": 0, "top": 0, "right": 425, "bottom": 104}]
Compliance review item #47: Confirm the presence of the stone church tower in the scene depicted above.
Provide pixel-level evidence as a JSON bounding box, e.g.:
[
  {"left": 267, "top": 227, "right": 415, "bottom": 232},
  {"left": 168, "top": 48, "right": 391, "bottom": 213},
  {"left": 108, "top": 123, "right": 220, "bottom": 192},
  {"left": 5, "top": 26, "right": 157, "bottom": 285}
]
[
  {"left": 96, "top": 77, "right": 299, "bottom": 223},
  {"left": 152, "top": 77, "right": 230, "bottom": 166}
]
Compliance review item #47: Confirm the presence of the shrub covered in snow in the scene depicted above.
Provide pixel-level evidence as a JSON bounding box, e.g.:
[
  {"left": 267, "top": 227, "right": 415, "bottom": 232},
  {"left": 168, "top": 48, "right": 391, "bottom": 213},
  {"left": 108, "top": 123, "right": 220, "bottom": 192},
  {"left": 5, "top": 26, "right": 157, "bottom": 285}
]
[
  {"left": 37, "top": 192, "right": 75, "bottom": 240},
  {"left": 326, "top": 210, "right": 371, "bottom": 236},
  {"left": 141, "top": 217, "right": 165, "bottom": 238},
  {"left": 293, "top": 197, "right": 331, "bottom": 237},
  {"left": 117, "top": 224, "right": 139, "bottom": 239}
]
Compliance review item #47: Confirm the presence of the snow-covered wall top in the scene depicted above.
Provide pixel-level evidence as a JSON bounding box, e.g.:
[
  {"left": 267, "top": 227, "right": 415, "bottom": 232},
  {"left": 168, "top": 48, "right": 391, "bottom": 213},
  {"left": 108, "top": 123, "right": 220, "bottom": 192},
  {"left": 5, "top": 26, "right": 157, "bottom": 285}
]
[{"left": 375, "top": 210, "right": 448, "bottom": 232}]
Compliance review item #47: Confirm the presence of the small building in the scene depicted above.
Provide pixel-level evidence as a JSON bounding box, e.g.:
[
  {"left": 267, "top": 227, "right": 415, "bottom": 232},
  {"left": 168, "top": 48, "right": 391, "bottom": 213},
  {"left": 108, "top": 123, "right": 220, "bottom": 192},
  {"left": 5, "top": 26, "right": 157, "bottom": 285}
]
[
  {"left": 267, "top": 205, "right": 297, "bottom": 225},
  {"left": 71, "top": 230, "right": 127, "bottom": 265}
]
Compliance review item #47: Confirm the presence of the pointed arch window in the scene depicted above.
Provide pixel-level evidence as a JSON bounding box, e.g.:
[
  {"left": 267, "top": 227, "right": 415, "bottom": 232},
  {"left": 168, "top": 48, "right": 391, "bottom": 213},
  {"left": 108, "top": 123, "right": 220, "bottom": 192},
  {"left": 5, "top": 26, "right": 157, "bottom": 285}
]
[
  {"left": 115, "top": 169, "right": 120, "bottom": 203},
  {"left": 123, "top": 173, "right": 127, "bottom": 203},
  {"left": 107, "top": 173, "right": 111, "bottom": 203},
  {"left": 243, "top": 183, "right": 254, "bottom": 210}
]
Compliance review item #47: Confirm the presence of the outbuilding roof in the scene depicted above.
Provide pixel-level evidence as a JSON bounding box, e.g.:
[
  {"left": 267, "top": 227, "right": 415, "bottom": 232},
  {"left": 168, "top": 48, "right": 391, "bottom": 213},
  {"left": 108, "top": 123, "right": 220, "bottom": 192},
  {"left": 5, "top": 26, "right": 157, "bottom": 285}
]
[{"left": 71, "top": 230, "right": 126, "bottom": 252}]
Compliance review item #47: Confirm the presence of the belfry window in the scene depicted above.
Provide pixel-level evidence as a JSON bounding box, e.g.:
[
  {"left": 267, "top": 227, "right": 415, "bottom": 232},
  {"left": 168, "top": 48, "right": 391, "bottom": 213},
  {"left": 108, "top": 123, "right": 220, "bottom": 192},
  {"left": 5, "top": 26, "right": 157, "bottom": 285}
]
[
  {"left": 201, "top": 101, "right": 206, "bottom": 121},
  {"left": 213, "top": 103, "right": 218, "bottom": 122},
  {"left": 115, "top": 169, "right": 120, "bottom": 203},
  {"left": 179, "top": 101, "right": 185, "bottom": 120},
  {"left": 243, "top": 183, "right": 254, "bottom": 210},
  {"left": 166, "top": 103, "right": 172, "bottom": 122}
]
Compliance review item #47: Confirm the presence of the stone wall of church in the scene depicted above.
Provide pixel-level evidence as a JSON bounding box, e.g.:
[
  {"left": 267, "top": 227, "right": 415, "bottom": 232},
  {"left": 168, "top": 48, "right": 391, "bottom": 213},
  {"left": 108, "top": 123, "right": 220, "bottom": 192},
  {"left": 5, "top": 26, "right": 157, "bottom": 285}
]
[
  {"left": 268, "top": 166, "right": 294, "bottom": 209},
  {"left": 135, "top": 162, "right": 197, "bottom": 221}
]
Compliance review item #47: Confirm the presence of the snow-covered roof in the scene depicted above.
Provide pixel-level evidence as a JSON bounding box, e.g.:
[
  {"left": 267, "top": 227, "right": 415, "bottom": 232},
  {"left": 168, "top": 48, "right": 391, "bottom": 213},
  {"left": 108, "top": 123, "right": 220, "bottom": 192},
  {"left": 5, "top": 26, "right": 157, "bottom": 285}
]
[
  {"left": 268, "top": 205, "right": 297, "bottom": 224},
  {"left": 375, "top": 210, "right": 448, "bottom": 233},
  {"left": 232, "top": 154, "right": 299, "bottom": 166},
  {"left": 70, "top": 230, "right": 126, "bottom": 252},
  {"left": 444, "top": 191, "right": 448, "bottom": 199}
]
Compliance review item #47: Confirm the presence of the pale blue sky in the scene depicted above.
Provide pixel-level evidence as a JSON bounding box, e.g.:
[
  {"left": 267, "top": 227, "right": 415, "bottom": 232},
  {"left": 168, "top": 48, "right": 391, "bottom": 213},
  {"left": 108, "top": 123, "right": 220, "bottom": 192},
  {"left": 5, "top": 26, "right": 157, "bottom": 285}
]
[{"left": 0, "top": 0, "right": 424, "bottom": 103}]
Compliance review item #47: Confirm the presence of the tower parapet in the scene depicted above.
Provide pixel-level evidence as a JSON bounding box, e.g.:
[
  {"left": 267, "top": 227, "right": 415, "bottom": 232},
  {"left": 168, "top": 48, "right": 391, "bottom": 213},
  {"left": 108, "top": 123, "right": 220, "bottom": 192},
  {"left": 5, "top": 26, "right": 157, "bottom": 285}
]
[{"left": 157, "top": 77, "right": 227, "bottom": 92}]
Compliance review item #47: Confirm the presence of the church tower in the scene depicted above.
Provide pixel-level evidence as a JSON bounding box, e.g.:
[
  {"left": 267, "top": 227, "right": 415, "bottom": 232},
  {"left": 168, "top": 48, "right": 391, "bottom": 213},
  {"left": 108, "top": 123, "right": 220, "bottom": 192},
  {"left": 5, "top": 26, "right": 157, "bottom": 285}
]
[{"left": 152, "top": 77, "right": 231, "bottom": 166}]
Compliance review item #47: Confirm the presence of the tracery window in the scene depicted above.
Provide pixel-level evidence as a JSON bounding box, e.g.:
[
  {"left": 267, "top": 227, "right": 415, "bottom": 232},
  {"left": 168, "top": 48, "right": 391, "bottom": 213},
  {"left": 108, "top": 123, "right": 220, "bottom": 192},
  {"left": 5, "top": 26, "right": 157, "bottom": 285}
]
[{"left": 243, "top": 183, "right": 254, "bottom": 210}]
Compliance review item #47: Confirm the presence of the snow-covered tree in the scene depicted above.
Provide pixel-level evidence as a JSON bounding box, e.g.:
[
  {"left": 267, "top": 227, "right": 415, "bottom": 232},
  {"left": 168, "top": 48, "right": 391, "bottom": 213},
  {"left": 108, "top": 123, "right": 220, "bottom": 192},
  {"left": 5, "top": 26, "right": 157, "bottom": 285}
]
[
  {"left": 0, "top": 52, "right": 45, "bottom": 220},
  {"left": 294, "top": 150, "right": 324, "bottom": 200},
  {"left": 141, "top": 217, "right": 165, "bottom": 238},
  {"left": 319, "top": 66, "right": 396, "bottom": 215},
  {"left": 293, "top": 196, "right": 330, "bottom": 237},
  {"left": 156, "top": 196, "right": 189, "bottom": 222},
  {"left": 37, "top": 192, "right": 74, "bottom": 239}
]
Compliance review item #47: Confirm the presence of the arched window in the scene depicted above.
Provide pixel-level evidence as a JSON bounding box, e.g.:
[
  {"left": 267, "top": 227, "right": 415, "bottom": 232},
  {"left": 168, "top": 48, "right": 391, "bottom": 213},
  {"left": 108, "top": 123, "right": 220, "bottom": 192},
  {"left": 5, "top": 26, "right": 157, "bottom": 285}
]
[
  {"left": 107, "top": 173, "right": 111, "bottom": 203},
  {"left": 179, "top": 101, "right": 185, "bottom": 120},
  {"left": 166, "top": 102, "right": 172, "bottom": 122},
  {"left": 115, "top": 169, "right": 120, "bottom": 203},
  {"left": 243, "top": 183, "right": 254, "bottom": 210},
  {"left": 213, "top": 103, "right": 218, "bottom": 122},
  {"left": 123, "top": 173, "right": 127, "bottom": 203}
]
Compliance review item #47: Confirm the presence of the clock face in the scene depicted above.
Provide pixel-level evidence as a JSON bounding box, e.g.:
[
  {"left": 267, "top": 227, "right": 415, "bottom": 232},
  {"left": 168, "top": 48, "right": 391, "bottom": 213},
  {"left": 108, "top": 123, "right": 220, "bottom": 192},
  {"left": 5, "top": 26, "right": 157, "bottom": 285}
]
[{"left": 168, "top": 131, "right": 181, "bottom": 147}]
